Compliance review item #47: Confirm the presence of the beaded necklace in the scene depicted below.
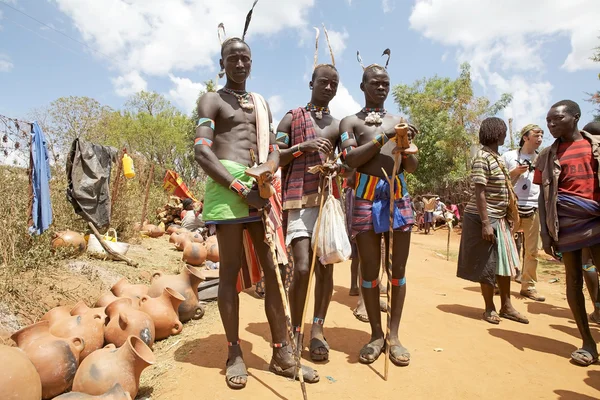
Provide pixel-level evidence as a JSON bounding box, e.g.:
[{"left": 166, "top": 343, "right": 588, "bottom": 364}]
[
  {"left": 306, "top": 103, "right": 330, "bottom": 120},
  {"left": 361, "top": 107, "right": 387, "bottom": 125},
  {"left": 222, "top": 87, "right": 254, "bottom": 110}
]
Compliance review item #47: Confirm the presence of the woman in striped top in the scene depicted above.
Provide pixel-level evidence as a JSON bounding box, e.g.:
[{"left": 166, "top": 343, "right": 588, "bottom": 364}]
[{"left": 457, "top": 117, "right": 529, "bottom": 325}]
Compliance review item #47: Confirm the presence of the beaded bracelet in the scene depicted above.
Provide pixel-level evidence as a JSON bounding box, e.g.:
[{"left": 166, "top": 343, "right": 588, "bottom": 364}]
[
  {"left": 292, "top": 144, "right": 303, "bottom": 158},
  {"left": 229, "top": 179, "right": 251, "bottom": 198},
  {"left": 371, "top": 134, "right": 389, "bottom": 148}
]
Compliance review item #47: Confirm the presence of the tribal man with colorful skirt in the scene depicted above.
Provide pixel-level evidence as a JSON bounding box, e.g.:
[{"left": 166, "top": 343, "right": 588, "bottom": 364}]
[
  {"left": 276, "top": 25, "right": 346, "bottom": 362},
  {"left": 194, "top": 3, "right": 319, "bottom": 389},
  {"left": 339, "top": 49, "right": 418, "bottom": 366}
]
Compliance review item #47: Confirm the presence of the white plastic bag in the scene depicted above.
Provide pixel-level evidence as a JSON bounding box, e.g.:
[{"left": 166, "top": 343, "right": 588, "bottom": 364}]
[{"left": 312, "top": 178, "right": 352, "bottom": 265}]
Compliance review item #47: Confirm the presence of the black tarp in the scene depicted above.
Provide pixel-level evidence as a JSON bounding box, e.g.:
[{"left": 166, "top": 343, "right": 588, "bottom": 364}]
[{"left": 66, "top": 138, "right": 117, "bottom": 229}]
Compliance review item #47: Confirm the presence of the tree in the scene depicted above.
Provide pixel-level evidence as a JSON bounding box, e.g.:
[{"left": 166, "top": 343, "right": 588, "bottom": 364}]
[
  {"left": 393, "top": 63, "right": 512, "bottom": 198},
  {"left": 29, "top": 96, "right": 113, "bottom": 161},
  {"left": 588, "top": 38, "right": 600, "bottom": 121}
]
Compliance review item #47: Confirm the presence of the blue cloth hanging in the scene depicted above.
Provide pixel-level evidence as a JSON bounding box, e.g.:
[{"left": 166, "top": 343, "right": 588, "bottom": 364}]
[{"left": 28, "top": 121, "right": 53, "bottom": 235}]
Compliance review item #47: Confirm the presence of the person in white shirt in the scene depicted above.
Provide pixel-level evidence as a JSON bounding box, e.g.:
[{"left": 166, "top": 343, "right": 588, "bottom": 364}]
[
  {"left": 180, "top": 198, "right": 205, "bottom": 232},
  {"left": 502, "top": 124, "right": 545, "bottom": 301}
]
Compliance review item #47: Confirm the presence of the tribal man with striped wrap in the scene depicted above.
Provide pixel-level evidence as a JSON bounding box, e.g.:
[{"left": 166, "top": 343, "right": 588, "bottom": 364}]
[
  {"left": 194, "top": 2, "right": 318, "bottom": 390},
  {"left": 534, "top": 100, "right": 600, "bottom": 367},
  {"left": 339, "top": 49, "right": 418, "bottom": 366},
  {"left": 276, "top": 25, "right": 348, "bottom": 363}
]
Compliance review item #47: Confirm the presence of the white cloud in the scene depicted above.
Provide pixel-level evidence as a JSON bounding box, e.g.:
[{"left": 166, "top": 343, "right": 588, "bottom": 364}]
[
  {"left": 408, "top": 0, "right": 600, "bottom": 131},
  {"left": 167, "top": 75, "right": 206, "bottom": 114},
  {"left": 325, "top": 28, "right": 349, "bottom": 60},
  {"left": 329, "top": 82, "right": 361, "bottom": 120},
  {"left": 54, "top": 0, "right": 316, "bottom": 94},
  {"left": 409, "top": 0, "right": 600, "bottom": 72},
  {"left": 0, "top": 54, "right": 13, "bottom": 72},
  {"left": 268, "top": 95, "right": 284, "bottom": 116},
  {"left": 112, "top": 70, "right": 147, "bottom": 97},
  {"left": 382, "top": 0, "right": 393, "bottom": 13}
]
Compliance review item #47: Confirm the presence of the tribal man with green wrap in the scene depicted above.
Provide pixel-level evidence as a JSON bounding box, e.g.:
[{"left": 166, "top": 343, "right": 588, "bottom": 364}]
[{"left": 194, "top": 2, "right": 319, "bottom": 390}]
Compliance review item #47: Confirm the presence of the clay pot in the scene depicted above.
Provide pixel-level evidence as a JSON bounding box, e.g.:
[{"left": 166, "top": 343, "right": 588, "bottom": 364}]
[
  {"left": 142, "top": 224, "right": 164, "bottom": 238},
  {"left": 52, "top": 230, "right": 86, "bottom": 254},
  {"left": 11, "top": 321, "right": 84, "bottom": 399},
  {"left": 70, "top": 301, "right": 107, "bottom": 322},
  {"left": 0, "top": 344, "right": 42, "bottom": 400},
  {"left": 166, "top": 224, "right": 181, "bottom": 235},
  {"left": 73, "top": 336, "right": 154, "bottom": 399},
  {"left": 148, "top": 265, "right": 205, "bottom": 322},
  {"left": 205, "top": 240, "right": 219, "bottom": 262},
  {"left": 95, "top": 292, "right": 140, "bottom": 310},
  {"left": 53, "top": 383, "right": 132, "bottom": 399},
  {"left": 169, "top": 232, "right": 191, "bottom": 251},
  {"left": 104, "top": 298, "right": 155, "bottom": 348},
  {"left": 111, "top": 277, "right": 149, "bottom": 299},
  {"left": 50, "top": 312, "right": 105, "bottom": 360},
  {"left": 182, "top": 242, "right": 207, "bottom": 266},
  {"left": 188, "top": 232, "right": 204, "bottom": 244},
  {"left": 41, "top": 305, "right": 72, "bottom": 325},
  {"left": 138, "top": 288, "right": 184, "bottom": 340}
]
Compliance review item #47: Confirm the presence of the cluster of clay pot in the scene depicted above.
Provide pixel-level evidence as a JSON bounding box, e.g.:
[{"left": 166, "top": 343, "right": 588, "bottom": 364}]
[
  {"left": 2, "top": 266, "right": 205, "bottom": 399},
  {"left": 166, "top": 225, "right": 219, "bottom": 266}
]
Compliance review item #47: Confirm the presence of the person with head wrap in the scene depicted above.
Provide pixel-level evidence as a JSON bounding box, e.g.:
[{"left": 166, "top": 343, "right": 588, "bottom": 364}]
[
  {"left": 180, "top": 198, "right": 205, "bottom": 232},
  {"left": 502, "top": 123, "right": 545, "bottom": 301},
  {"left": 339, "top": 49, "right": 418, "bottom": 367},
  {"left": 534, "top": 100, "right": 600, "bottom": 366},
  {"left": 457, "top": 117, "right": 529, "bottom": 326},
  {"left": 193, "top": 1, "right": 318, "bottom": 389},
  {"left": 276, "top": 24, "right": 347, "bottom": 363}
]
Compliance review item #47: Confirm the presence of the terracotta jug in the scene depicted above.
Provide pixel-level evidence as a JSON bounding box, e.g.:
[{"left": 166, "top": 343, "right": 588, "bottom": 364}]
[
  {"left": 95, "top": 292, "right": 140, "bottom": 310},
  {"left": 138, "top": 288, "right": 184, "bottom": 340},
  {"left": 104, "top": 298, "right": 155, "bottom": 348},
  {"left": 41, "top": 305, "right": 72, "bottom": 325},
  {"left": 111, "top": 277, "right": 149, "bottom": 299},
  {"left": 70, "top": 300, "right": 107, "bottom": 322},
  {"left": 170, "top": 232, "right": 190, "bottom": 251},
  {"left": 188, "top": 232, "right": 204, "bottom": 244},
  {"left": 142, "top": 224, "right": 164, "bottom": 238},
  {"left": 52, "top": 383, "right": 132, "bottom": 400},
  {"left": 11, "top": 321, "right": 84, "bottom": 399},
  {"left": 182, "top": 242, "right": 207, "bottom": 266},
  {"left": 166, "top": 224, "right": 180, "bottom": 235},
  {"left": 52, "top": 230, "right": 86, "bottom": 254},
  {"left": 206, "top": 241, "right": 219, "bottom": 262},
  {"left": 50, "top": 312, "right": 105, "bottom": 360},
  {"left": 148, "top": 265, "right": 205, "bottom": 322},
  {"left": 0, "top": 344, "right": 42, "bottom": 400},
  {"left": 73, "top": 336, "right": 155, "bottom": 399}
]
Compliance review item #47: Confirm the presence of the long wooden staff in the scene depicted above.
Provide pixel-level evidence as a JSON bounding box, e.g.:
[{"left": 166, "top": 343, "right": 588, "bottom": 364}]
[
  {"left": 245, "top": 165, "right": 307, "bottom": 400},
  {"left": 381, "top": 123, "right": 413, "bottom": 381}
]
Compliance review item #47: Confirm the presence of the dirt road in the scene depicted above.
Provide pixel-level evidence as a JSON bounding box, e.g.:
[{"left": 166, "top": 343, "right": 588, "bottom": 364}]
[{"left": 143, "top": 228, "right": 600, "bottom": 400}]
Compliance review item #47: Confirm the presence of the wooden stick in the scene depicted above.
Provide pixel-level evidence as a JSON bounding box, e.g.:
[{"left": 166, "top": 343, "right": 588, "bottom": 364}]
[
  {"left": 261, "top": 208, "right": 308, "bottom": 400},
  {"left": 381, "top": 151, "right": 401, "bottom": 381},
  {"left": 87, "top": 222, "right": 138, "bottom": 267},
  {"left": 296, "top": 174, "right": 328, "bottom": 374},
  {"left": 446, "top": 221, "right": 451, "bottom": 261},
  {"left": 110, "top": 151, "right": 123, "bottom": 221},
  {"left": 139, "top": 164, "right": 154, "bottom": 230}
]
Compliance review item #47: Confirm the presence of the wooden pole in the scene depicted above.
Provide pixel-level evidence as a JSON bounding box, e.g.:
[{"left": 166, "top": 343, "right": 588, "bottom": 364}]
[
  {"left": 381, "top": 150, "right": 401, "bottom": 381},
  {"left": 110, "top": 150, "right": 123, "bottom": 222},
  {"left": 87, "top": 222, "right": 138, "bottom": 267},
  {"left": 261, "top": 208, "right": 308, "bottom": 400},
  {"left": 139, "top": 164, "right": 154, "bottom": 230}
]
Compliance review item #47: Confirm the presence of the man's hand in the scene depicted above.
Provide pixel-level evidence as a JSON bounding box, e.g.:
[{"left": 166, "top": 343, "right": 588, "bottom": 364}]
[
  {"left": 510, "top": 164, "right": 529, "bottom": 179},
  {"left": 407, "top": 124, "right": 418, "bottom": 141},
  {"left": 321, "top": 163, "right": 339, "bottom": 177},
  {"left": 245, "top": 190, "right": 270, "bottom": 210},
  {"left": 482, "top": 221, "right": 496, "bottom": 243},
  {"left": 300, "top": 138, "right": 332, "bottom": 154},
  {"left": 541, "top": 236, "right": 556, "bottom": 258}
]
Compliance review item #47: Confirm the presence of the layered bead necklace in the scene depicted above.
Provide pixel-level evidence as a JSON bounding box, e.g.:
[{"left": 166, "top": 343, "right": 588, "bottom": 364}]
[
  {"left": 306, "top": 103, "right": 330, "bottom": 120},
  {"left": 222, "top": 87, "right": 254, "bottom": 110},
  {"left": 361, "top": 107, "right": 387, "bottom": 125}
]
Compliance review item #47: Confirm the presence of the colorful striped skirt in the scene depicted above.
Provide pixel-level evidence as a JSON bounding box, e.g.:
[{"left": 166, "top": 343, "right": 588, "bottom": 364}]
[
  {"left": 457, "top": 212, "right": 518, "bottom": 285},
  {"left": 556, "top": 193, "right": 600, "bottom": 253},
  {"left": 351, "top": 172, "right": 414, "bottom": 237}
]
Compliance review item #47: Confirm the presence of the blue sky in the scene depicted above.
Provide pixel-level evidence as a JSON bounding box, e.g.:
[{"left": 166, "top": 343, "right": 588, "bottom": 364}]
[{"left": 0, "top": 0, "right": 599, "bottom": 139}]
